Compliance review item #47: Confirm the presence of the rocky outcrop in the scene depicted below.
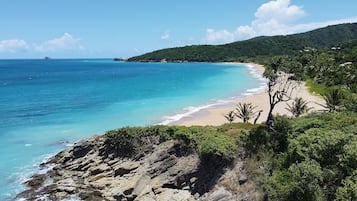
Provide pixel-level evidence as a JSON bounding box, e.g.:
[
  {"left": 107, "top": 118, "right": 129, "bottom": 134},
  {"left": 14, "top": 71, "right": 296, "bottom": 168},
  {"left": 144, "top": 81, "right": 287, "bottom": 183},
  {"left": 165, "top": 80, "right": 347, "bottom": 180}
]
[{"left": 16, "top": 135, "right": 262, "bottom": 201}]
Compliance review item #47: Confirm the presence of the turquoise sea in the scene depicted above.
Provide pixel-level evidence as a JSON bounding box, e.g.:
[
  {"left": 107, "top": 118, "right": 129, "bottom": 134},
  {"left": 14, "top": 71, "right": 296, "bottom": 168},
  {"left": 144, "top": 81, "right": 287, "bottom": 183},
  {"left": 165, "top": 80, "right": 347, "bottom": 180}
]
[{"left": 0, "top": 59, "right": 265, "bottom": 200}]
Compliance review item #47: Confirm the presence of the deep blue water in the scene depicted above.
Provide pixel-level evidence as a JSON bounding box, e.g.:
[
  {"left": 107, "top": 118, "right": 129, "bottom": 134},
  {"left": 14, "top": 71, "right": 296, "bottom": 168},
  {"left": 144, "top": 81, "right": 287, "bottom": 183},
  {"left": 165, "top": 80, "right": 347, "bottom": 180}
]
[{"left": 0, "top": 59, "right": 264, "bottom": 200}]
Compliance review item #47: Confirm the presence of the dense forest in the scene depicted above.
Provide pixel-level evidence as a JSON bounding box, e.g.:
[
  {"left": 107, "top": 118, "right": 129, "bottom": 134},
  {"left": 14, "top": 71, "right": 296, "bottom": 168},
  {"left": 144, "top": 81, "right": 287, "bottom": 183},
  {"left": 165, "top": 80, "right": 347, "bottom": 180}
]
[
  {"left": 107, "top": 23, "right": 357, "bottom": 200},
  {"left": 128, "top": 23, "right": 357, "bottom": 63}
]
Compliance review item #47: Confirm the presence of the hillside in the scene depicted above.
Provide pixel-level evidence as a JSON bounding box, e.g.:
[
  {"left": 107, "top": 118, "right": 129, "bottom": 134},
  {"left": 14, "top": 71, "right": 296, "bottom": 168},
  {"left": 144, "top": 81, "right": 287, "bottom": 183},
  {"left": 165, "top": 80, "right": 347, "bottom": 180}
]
[{"left": 128, "top": 23, "right": 357, "bottom": 62}]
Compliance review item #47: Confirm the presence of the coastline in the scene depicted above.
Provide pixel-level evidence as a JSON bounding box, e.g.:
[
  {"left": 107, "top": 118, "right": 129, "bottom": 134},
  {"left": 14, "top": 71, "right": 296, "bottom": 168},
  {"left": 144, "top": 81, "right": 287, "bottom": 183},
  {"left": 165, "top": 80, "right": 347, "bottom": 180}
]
[{"left": 170, "top": 62, "right": 325, "bottom": 126}]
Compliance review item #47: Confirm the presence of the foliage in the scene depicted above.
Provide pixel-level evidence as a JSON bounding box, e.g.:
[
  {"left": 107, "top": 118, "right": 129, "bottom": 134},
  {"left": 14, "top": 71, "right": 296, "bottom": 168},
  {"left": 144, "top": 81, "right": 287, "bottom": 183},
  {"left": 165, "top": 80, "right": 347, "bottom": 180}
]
[
  {"left": 128, "top": 23, "right": 357, "bottom": 62},
  {"left": 267, "top": 159, "right": 324, "bottom": 201},
  {"left": 196, "top": 130, "right": 237, "bottom": 161},
  {"left": 235, "top": 102, "right": 257, "bottom": 123},
  {"left": 270, "top": 115, "right": 293, "bottom": 153},
  {"left": 223, "top": 110, "right": 235, "bottom": 123},
  {"left": 105, "top": 125, "right": 240, "bottom": 161},
  {"left": 343, "top": 93, "right": 357, "bottom": 112},
  {"left": 105, "top": 126, "right": 160, "bottom": 157},
  {"left": 240, "top": 125, "right": 269, "bottom": 154},
  {"left": 305, "top": 78, "right": 329, "bottom": 95},
  {"left": 286, "top": 97, "right": 312, "bottom": 117},
  {"left": 335, "top": 170, "right": 357, "bottom": 201},
  {"left": 265, "top": 112, "right": 357, "bottom": 200},
  {"left": 321, "top": 88, "right": 345, "bottom": 112}
]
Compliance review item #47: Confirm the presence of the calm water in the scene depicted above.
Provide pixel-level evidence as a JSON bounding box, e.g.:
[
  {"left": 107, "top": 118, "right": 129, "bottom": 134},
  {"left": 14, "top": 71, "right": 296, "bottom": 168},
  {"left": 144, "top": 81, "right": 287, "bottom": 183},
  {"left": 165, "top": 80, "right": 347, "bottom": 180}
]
[{"left": 0, "top": 59, "right": 265, "bottom": 200}]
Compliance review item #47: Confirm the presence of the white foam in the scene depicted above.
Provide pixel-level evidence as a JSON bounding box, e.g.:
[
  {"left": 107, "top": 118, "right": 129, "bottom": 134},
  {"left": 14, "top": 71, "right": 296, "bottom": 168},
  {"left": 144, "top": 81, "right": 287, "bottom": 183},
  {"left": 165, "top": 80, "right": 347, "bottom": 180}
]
[
  {"left": 159, "top": 102, "right": 229, "bottom": 125},
  {"left": 245, "top": 64, "right": 266, "bottom": 81},
  {"left": 24, "top": 143, "right": 32, "bottom": 147},
  {"left": 159, "top": 63, "right": 267, "bottom": 125}
]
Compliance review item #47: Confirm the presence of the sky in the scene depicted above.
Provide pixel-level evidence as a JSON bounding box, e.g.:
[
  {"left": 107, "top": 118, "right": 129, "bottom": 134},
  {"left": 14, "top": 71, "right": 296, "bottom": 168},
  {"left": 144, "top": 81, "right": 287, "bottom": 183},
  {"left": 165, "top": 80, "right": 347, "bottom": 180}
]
[{"left": 0, "top": 0, "right": 357, "bottom": 59}]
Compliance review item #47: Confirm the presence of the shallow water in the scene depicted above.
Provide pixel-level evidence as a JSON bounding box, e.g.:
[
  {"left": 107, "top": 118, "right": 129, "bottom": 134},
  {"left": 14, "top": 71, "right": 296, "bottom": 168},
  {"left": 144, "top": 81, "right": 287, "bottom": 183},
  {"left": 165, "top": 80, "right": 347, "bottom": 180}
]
[{"left": 0, "top": 59, "right": 264, "bottom": 199}]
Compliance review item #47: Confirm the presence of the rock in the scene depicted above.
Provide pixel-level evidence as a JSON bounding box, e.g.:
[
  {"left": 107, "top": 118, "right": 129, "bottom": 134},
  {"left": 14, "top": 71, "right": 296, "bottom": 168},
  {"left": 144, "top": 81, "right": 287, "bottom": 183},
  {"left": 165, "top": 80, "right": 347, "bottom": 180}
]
[
  {"left": 56, "top": 185, "right": 76, "bottom": 193},
  {"left": 73, "top": 139, "right": 94, "bottom": 158},
  {"left": 89, "top": 163, "right": 111, "bottom": 175},
  {"left": 239, "top": 174, "right": 248, "bottom": 185},
  {"left": 24, "top": 174, "right": 46, "bottom": 188},
  {"left": 156, "top": 188, "right": 194, "bottom": 201},
  {"left": 16, "top": 135, "right": 261, "bottom": 201},
  {"left": 113, "top": 161, "right": 139, "bottom": 177},
  {"left": 206, "top": 187, "right": 233, "bottom": 201}
]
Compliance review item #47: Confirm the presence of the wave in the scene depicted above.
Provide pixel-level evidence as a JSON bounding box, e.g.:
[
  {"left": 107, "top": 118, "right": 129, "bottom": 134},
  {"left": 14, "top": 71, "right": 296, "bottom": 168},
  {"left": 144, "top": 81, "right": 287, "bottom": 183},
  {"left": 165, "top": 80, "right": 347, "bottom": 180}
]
[
  {"left": 9, "top": 154, "right": 56, "bottom": 201},
  {"left": 245, "top": 64, "right": 266, "bottom": 81},
  {"left": 158, "top": 101, "right": 231, "bottom": 125},
  {"left": 159, "top": 63, "right": 267, "bottom": 125}
]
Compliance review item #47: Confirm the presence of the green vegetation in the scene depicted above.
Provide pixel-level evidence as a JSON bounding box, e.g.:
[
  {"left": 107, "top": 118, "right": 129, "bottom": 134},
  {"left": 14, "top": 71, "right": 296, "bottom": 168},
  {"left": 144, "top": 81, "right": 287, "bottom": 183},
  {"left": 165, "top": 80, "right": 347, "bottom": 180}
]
[
  {"left": 286, "top": 97, "right": 312, "bottom": 117},
  {"left": 242, "top": 112, "right": 357, "bottom": 201},
  {"left": 224, "top": 110, "right": 236, "bottom": 123},
  {"left": 107, "top": 22, "right": 357, "bottom": 200},
  {"left": 105, "top": 125, "right": 245, "bottom": 161},
  {"left": 235, "top": 102, "right": 257, "bottom": 123},
  {"left": 104, "top": 112, "right": 357, "bottom": 200},
  {"left": 128, "top": 23, "right": 357, "bottom": 62},
  {"left": 321, "top": 88, "right": 346, "bottom": 112},
  {"left": 305, "top": 79, "right": 328, "bottom": 95}
]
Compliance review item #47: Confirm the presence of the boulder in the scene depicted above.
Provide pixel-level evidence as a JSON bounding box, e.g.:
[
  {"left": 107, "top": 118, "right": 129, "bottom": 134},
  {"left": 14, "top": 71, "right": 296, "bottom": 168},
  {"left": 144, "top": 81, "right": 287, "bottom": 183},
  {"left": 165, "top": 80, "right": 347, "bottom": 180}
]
[{"left": 73, "top": 139, "right": 94, "bottom": 158}]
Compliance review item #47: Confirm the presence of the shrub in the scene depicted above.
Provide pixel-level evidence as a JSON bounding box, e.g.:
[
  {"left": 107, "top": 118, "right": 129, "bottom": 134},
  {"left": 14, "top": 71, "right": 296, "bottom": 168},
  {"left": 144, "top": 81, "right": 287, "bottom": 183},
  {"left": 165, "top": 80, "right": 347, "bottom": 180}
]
[
  {"left": 267, "top": 159, "right": 324, "bottom": 201},
  {"left": 197, "top": 131, "right": 237, "bottom": 161},
  {"left": 241, "top": 125, "right": 269, "bottom": 153},
  {"left": 335, "top": 170, "right": 357, "bottom": 201},
  {"left": 270, "top": 115, "right": 292, "bottom": 152}
]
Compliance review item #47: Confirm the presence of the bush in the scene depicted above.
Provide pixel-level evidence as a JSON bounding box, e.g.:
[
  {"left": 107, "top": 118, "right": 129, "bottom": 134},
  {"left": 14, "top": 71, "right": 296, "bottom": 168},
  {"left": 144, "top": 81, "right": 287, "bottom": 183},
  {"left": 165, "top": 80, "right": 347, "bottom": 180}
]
[
  {"left": 105, "top": 125, "right": 240, "bottom": 161},
  {"left": 271, "top": 115, "right": 292, "bottom": 152},
  {"left": 335, "top": 170, "right": 357, "bottom": 201},
  {"left": 267, "top": 159, "right": 324, "bottom": 201},
  {"left": 241, "top": 125, "right": 269, "bottom": 153},
  {"left": 197, "top": 131, "right": 237, "bottom": 161}
]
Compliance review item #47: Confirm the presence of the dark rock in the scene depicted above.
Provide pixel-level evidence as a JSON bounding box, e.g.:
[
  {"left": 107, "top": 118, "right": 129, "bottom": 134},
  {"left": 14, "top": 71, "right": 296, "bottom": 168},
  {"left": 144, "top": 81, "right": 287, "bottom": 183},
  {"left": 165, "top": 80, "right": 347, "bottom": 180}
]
[
  {"left": 24, "top": 174, "right": 46, "bottom": 188},
  {"left": 73, "top": 140, "right": 94, "bottom": 158},
  {"left": 239, "top": 174, "right": 248, "bottom": 185},
  {"left": 79, "top": 190, "right": 104, "bottom": 201}
]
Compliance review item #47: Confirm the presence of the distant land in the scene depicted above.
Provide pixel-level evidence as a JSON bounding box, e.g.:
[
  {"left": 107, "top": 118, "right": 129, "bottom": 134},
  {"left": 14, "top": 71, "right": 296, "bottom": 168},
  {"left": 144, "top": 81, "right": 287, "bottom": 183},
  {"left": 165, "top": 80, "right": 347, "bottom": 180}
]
[{"left": 127, "top": 23, "right": 357, "bottom": 63}]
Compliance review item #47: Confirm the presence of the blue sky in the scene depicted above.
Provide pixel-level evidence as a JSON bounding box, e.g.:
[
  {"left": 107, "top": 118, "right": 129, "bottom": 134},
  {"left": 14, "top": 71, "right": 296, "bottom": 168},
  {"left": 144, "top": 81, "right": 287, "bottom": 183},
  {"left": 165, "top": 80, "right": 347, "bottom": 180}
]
[{"left": 0, "top": 0, "right": 357, "bottom": 59}]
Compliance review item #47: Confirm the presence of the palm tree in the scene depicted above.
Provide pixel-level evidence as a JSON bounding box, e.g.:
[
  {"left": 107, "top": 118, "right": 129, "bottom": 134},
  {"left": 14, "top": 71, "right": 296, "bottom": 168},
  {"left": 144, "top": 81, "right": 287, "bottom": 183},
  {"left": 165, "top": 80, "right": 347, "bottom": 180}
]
[
  {"left": 236, "top": 103, "right": 257, "bottom": 123},
  {"left": 286, "top": 97, "right": 312, "bottom": 117},
  {"left": 224, "top": 111, "right": 236, "bottom": 123},
  {"left": 322, "top": 88, "right": 345, "bottom": 112}
]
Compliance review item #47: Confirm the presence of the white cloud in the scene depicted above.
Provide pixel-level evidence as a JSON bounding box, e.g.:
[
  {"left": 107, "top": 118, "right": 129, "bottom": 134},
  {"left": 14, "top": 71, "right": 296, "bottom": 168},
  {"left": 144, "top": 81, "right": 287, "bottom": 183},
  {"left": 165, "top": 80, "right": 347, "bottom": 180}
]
[
  {"left": 204, "top": 0, "right": 357, "bottom": 44},
  {"left": 254, "top": 0, "right": 305, "bottom": 24},
  {"left": 0, "top": 39, "right": 28, "bottom": 53},
  {"left": 205, "top": 29, "right": 235, "bottom": 44},
  {"left": 33, "top": 33, "right": 84, "bottom": 52},
  {"left": 161, "top": 31, "right": 170, "bottom": 40}
]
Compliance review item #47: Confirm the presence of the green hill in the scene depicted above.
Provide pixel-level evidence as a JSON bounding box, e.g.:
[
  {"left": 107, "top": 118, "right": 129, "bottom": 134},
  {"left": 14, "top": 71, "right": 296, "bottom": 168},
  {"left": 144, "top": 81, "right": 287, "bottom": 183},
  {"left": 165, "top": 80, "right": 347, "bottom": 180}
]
[{"left": 128, "top": 23, "right": 357, "bottom": 62}]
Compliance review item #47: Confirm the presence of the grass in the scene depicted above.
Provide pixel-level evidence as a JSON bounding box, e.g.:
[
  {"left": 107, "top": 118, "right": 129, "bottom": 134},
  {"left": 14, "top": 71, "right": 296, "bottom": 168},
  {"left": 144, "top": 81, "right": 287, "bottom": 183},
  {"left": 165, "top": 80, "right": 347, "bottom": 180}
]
[{"left": 305, "top": 78, "right": 329, "bottom": 95}]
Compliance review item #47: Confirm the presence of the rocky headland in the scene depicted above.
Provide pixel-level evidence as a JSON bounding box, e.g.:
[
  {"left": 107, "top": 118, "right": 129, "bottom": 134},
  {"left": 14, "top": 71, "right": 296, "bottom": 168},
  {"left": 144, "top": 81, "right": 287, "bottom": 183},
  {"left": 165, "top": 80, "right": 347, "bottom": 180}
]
[{"left": 16, "top": 128, "right": 262, "bottom": 201}]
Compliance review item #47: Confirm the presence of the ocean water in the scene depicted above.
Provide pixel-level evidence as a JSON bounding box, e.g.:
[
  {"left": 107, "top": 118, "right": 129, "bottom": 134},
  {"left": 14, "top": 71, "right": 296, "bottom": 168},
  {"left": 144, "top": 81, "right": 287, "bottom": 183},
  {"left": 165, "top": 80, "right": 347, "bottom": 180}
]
[{"left": 0, "top": 59, "right": 265, "bottom": 200}]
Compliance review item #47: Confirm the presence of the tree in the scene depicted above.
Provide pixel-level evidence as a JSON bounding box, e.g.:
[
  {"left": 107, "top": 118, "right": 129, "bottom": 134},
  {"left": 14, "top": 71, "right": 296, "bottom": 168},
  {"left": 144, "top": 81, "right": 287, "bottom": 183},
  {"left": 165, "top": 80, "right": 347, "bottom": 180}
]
[
  {"left": 286, "top": 97, "right": 312, "bottom": 117},
  {"left": 264, "top": 57, "right": 301, "bottom": 124},
  {"left": 253, "top": 110, "right": 263, "bottom": 124},
  {"left": 321, "top": 88, "right": 345, "bottom": 112},
  {"left": 236, "top": 102, "right": 257, "bottom": 123},
  {"left": 224, "top": 111, "right": 235, "bottom": 123}
]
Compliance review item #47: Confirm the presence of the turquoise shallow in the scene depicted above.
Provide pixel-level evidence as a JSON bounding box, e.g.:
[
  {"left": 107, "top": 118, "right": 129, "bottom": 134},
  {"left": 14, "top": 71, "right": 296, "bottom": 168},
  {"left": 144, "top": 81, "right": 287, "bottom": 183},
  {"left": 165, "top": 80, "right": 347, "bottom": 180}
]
[{"left": 0, "top": 59, "right": 265, "bottom": 200}]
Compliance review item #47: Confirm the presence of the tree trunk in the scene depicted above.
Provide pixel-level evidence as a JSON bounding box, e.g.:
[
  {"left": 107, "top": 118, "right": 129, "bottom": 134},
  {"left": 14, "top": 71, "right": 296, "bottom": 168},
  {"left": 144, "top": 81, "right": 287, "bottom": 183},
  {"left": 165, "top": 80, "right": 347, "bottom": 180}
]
[{"left": 266, "top": 103, "right": 275, "bottom": 125}]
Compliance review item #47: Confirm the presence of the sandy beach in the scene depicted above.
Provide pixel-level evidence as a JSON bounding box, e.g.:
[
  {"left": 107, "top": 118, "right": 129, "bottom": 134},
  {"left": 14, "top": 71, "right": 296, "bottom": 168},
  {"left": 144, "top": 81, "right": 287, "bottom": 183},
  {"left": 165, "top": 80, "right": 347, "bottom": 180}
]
[{"left": 172, "top": 63, "right": 326, "bottom": 126}]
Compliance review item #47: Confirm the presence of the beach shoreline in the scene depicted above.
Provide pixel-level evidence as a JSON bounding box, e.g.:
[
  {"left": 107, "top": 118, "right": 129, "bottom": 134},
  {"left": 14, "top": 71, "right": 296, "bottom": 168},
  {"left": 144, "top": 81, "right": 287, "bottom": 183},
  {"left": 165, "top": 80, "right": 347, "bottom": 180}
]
[{"left": 170, "top": 62, "right": 325, "bottom": 126}]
